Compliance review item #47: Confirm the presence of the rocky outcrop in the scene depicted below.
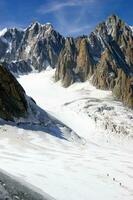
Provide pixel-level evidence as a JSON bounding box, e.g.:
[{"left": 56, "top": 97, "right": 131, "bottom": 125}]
[
  {"left": 0, "top": 64, "right": 28, "bottom": 120},
  {"left": 92, "top": 47, "right": 133, "bottom": 108},
  {"left": 76, "top": 38, "right": 95, "bottom": 80},
  {"left": 113, "top": 69, "right": 133, "bottom": 108},
  {"left": 1, "top": 60, "right": 32, "bottom": 75},
  {"left": 55, "top": 37, "right": 77, "bottom": 87},
  {"left": 92, "top": 48, "right": 117, "bottom": 90},
  {"left": 0, "top": 171, "right": 53, "bottom": 200},
  {"left": 55, "top": 37, "right": 95, "bottom": 87}
]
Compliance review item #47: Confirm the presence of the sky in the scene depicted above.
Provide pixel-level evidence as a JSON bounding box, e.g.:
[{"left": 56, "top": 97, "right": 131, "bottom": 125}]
[{"left": 0, "top": 0, "right": 132, "bottom": 37}]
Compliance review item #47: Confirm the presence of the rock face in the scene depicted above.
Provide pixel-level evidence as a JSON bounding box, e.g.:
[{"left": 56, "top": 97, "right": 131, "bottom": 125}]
[
  {"left": 55, "top": 37, "right": 77, "bottom": 87},
  {"left": 92, "top": 15, "right": 133, "bottom": 108},
  {"left": 0, "top": 171, "right": 52, "bottom": 200},
  {"left": 55, "top": 37, "right": 95, "bottom": 87},
  {"left": 0, "top": 64, "right": 28, "bottom": 120}
]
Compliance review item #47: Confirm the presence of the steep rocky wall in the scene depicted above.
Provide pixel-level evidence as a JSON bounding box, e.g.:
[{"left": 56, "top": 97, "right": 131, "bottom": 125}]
[
  {"left": 55, "top": 37, "right": 95, "bottom": 87},
  {"left": 92, "top": 48, "right": 133, "bottom": 108},
  {"left": 113, "top": 69, "right": 133, "bottom": 108}
]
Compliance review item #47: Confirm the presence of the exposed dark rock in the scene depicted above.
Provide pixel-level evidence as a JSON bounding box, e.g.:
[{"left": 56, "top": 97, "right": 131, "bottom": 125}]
[
  {"left": 76, "top": 38, "right": 95, "bottom": 81},
  {"left": 1, "top": 60, "right": 32, "bottom": 75},
  {"left": 113, "top": 69, "right": 133, "bottom": 108},
  {"left": 55, "top": 37, "right": 95, "bottom": 87},
  {"left": 55, "top": 37, "right": 76, "bottom": 87},
  {"left": 0, "top": 171, "right": 53, "bottom": 200},
  {"left": 0, "top": 64, "right": 28, "bottom": 120}
]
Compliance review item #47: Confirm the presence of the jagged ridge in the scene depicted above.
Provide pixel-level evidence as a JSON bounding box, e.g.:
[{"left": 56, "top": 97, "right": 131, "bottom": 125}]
[
  {"left": 0, "top": 15, "right": 133, "bottom": 108},
  {"left": 0, "top": 22, "right": 65, "bottom": 73}
]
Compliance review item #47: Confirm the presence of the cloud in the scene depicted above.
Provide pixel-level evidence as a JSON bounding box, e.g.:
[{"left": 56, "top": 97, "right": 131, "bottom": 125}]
[
  {"left": 66, "top": 25, "right": 92, "bottom": 35},
  {"left": 50, "top": 2, "right": 96, "bottom": 36},
  {"left": 37, "top": 0, "right": 94, "bottom": 15},
  {"left": 36, "top": 0, "right": 97, "bottom": 36},
  {"left": 0, "top": 21, "right": 25, "bottom": 30}
]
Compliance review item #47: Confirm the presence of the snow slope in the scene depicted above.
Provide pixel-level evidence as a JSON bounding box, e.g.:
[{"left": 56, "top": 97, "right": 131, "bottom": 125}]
[{"left": 0, "top": 69, "right": 133, "bottom": 200}]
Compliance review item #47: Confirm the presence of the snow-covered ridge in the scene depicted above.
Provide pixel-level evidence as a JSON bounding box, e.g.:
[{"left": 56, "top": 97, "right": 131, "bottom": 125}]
[
  {"left": 0, "top": 28, "right": 8, "bottom": 37},
  {"left": 25, "top": 21, "right": 53, "bottom": 33},
  {"left": 0, "top": 21, "right": 53, "bottom": 35}
]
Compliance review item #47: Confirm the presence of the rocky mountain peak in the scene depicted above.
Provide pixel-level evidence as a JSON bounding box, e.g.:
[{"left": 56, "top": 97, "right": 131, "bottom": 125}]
[
  {"left": 27, "top": 21, "right": 54, "bottom": 36},
  {"left": 106, "top": 14, "right": 130, "bottom": 36},
  {"left": 107, "top": 14, "right": 121, "bottom": 25},
  {"left": 0, "top": 20, "right": 65, "bottom": 71}
]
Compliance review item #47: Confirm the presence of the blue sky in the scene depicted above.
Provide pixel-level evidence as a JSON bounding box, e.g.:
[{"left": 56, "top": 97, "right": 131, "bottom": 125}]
[{"left": 0, "top": 0, "right": 132, "bottom": 36}]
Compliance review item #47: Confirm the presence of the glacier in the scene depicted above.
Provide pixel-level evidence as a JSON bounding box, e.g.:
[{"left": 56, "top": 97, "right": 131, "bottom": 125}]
[{"left": 0, "top": 69, "right": 133, "bottom": 200}]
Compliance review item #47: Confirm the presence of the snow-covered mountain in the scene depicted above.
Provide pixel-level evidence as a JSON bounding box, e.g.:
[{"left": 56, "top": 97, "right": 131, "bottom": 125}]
[
  {"left": 0, "top": 21, "right": 65, "bottom": 73},
  {"left": 0, "top": 15, "right": 133, "bottom": 108}
]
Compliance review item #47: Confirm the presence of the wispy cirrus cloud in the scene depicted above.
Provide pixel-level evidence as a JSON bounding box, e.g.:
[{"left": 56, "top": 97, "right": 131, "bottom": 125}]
[
  {"left": 37, "top": 0, "right": 97, "bottom": 36},
  {"left": 37, "top": 0, "right": 94, "bottom": 15},
  {"left": 66, "top": 25, "right": 92, "bottom": 35},
  {"left": 0, "top": 21, "right": 25, "bottom": 30}
]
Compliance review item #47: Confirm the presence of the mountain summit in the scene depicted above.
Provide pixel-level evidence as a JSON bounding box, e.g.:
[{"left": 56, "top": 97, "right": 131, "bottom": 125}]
[{"left": 0, "top": 21, "right": 64, "bottom": 72}]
